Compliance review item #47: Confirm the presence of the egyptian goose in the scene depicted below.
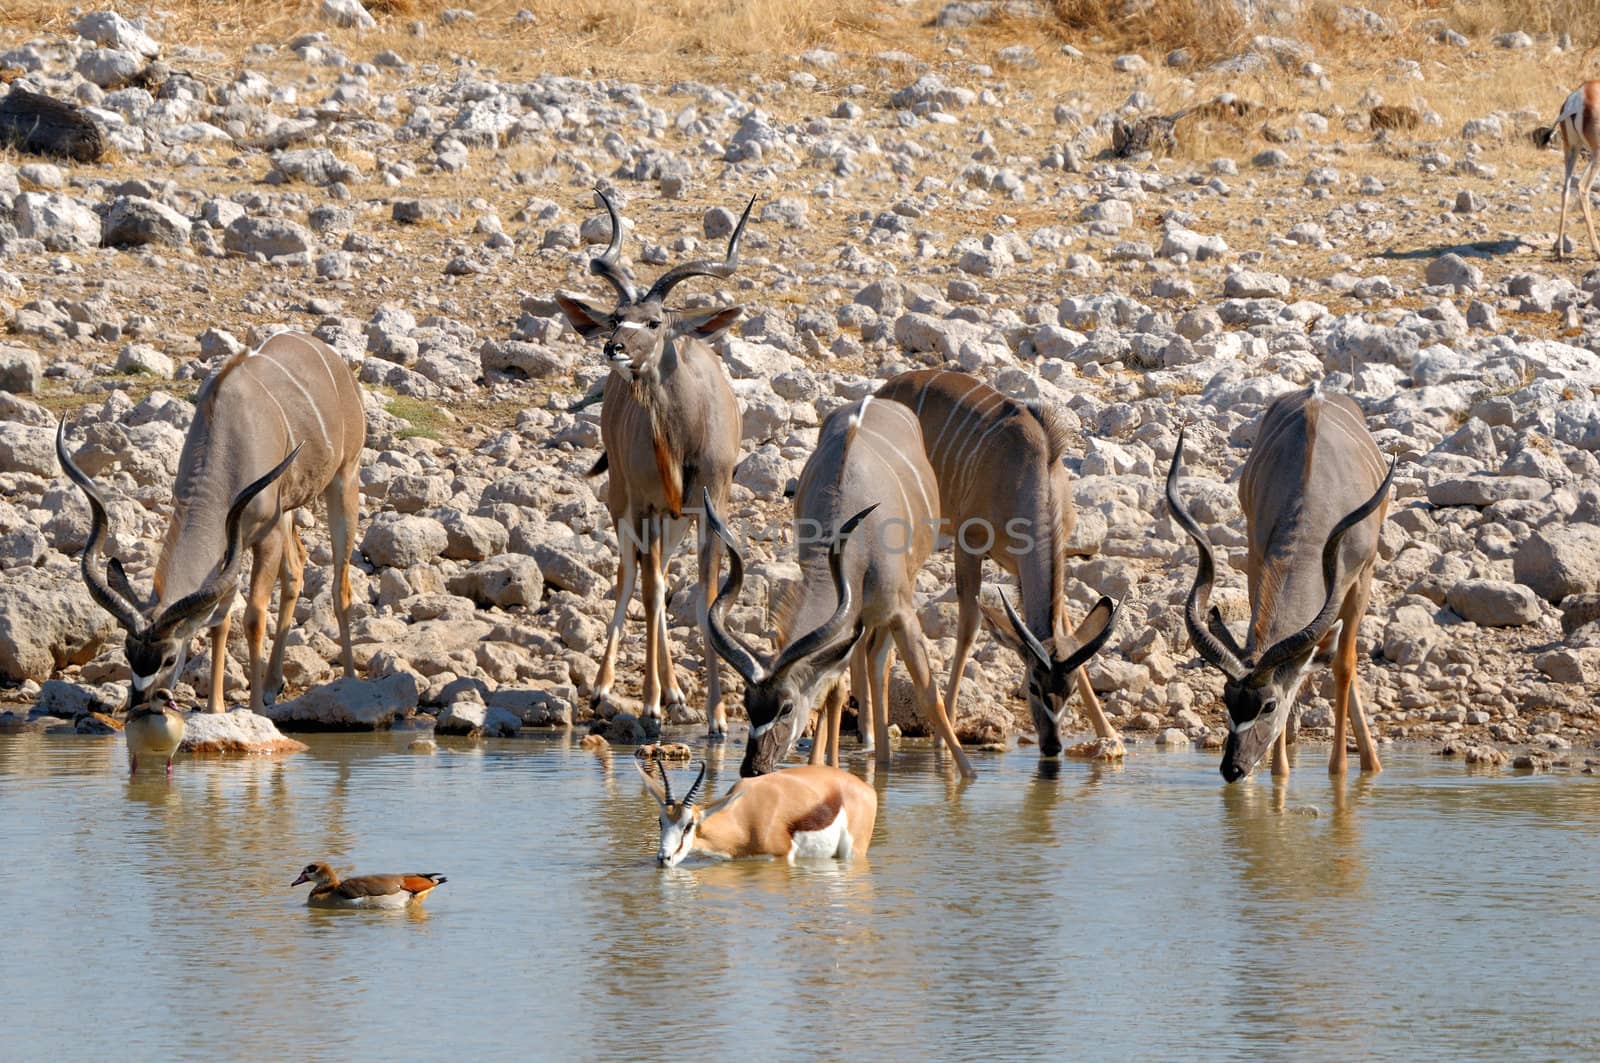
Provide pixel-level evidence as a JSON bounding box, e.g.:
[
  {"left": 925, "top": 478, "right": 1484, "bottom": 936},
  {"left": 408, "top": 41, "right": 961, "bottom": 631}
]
[
  {"left": 291, "top": 862, "right": 447, "bottom": 909},
  {"left": 125, "top": 687, "right": 186, "bottom": 776}
]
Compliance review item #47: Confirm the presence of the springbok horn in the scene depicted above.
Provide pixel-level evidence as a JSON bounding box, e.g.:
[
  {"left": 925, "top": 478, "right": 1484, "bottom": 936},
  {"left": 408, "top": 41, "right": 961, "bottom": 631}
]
[
  {"left": 702, "top": 488, "right": 767, "bottom": 686},
  {"left": 681, "top": 761, "right": 708, "bottom": 808},
  {"left": 55, "top": 420, "right": 144, "bottom": 633},
  {"left": 643, "top": 195, "right": 755, "bottom": 304},
  {"left": 1055, "top": 596, "right": 1121, "bottom": 677},
  {"left": 655, "top": 752, "right": 674, "bottom": 805},
  {"left": 769, "top": 504, "right": 876, "bottom": 678},
  {"left": 1165, "top": 428, "right": 1248, "bottom": 681},
  {"left": 588, "top": 186, "right": 637, "bottom": 304},
  {"left": 1250, "top": 456, "right": 1397, "bottom": 680},
  {"left": 998, "top": 586, "right": 1052, "bottom": 671},
  {"left": 151, "top": 443, "right": 303, "bottom": 639}
]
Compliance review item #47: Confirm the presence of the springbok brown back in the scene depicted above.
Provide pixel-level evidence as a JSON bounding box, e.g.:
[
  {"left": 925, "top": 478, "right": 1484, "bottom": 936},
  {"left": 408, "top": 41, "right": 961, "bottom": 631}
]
[{"left": 58, "top": 330, "right": 365, "bottom": 713}]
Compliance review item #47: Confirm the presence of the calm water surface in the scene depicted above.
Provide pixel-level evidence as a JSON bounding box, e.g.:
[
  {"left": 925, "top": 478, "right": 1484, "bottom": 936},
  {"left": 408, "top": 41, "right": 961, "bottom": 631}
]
[{"left": 2, "top": 730, "right": 1597, "bottom": 1062}]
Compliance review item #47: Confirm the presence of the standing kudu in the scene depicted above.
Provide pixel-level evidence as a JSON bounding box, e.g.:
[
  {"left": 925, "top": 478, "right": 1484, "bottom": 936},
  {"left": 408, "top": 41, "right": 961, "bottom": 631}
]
[
  {"left": 1166, "top": 386, "right": 1396, "bottom": 782},
  {"left": 706, "top": 397, "right": 974, "bottom": 778},
  {"left": 875, "top": 370, "right": 1120, "bottom": 759},
  {"left": 57, "top": 331, "right": 365, "bottom": 713},
  {"left": 555, "top": 188, "right": 749, "bottom": 735}
]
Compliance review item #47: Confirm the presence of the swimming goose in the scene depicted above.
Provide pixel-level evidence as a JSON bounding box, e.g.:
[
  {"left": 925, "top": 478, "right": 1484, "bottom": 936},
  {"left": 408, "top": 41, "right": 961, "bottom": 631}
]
[
  {"left": 125, "top": 688, "right": 186, "bottom": 776},
  {"left": 291, "top": 862, "right": 447, "bottom": 909}
]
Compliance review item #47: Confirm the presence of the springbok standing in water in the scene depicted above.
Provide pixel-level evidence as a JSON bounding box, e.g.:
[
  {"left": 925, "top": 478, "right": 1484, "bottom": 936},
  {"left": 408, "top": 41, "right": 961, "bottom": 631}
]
[
  {"left": 706, "top": 397, "right": 973, "bottom": 778},
  {"left": 57, "top": 331, "right": 365, "bottom": 713},
  {"left": 876, "top": 369, "right": 1120, "bottom": 759},
  {"left": 1166, "top": 385, "right": 1396, "bottom": 782},
  {"left": 555, "top": 188, "right": 748, "bottom": 736}
]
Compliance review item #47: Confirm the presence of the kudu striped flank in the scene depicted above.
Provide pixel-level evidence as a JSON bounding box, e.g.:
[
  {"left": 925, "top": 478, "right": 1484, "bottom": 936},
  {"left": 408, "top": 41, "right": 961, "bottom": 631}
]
[
  {"left": 875, "top": 370, "right": 1120, "bottom": 759},
  {"left": 555, "top": 188, "right": 748, "bottom": 734},
  {"left": 1166, "top": 385, "right": 1396, "bottom": 782},
  {"left": 706, "top": 397, "right": 974, "bottom": 778},
  {"left": 57, "top": 331, "right": 365, "bottom": 713}
]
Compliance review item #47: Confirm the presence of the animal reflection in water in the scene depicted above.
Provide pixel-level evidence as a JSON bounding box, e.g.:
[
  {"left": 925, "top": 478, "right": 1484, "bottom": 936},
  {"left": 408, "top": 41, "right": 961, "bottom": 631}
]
[
  {"left": 637, "top": 758, "right": 876, "bottom": 868},
  {"left": 291, "top": 862, "right": 447, "bottom": 909}
]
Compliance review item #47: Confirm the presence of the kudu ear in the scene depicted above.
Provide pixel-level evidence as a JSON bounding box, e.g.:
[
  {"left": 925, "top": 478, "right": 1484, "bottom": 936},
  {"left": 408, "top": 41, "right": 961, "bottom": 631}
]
[
  {"left": 979, "top": 599, "right": 1025, "bottom": 655},
  {"left": 555, "top": 293, "right": 614, "bottom": 340},
  {"left": 676, "top": 305, "right": 742, "bottom": 340},
  {"left": 1055, "top": 597, "right": 1119, "bottom": 675}
]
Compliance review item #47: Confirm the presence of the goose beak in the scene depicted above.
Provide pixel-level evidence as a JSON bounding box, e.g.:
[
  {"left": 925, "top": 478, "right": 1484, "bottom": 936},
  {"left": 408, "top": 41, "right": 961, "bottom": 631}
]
[{"left": 291, "top": 872, "right": 310, "bottom": 886}]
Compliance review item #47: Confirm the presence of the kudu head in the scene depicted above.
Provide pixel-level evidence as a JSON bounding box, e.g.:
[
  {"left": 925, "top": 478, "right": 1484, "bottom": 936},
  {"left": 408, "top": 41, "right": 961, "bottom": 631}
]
[
  {"left": 56, "top": 421, "right": 301, "bottom": 708},
  {"left": 981, "top": 593, "right": 1120, "bottom": 757},
  {"left": 555, "top": 187, "right": 753, "bottom": 388},
  {"left": 701, "top": 488, "right": 872, "bottom": 778},
  {"left": 635, "top": 756, "right": 744, "bottom": 868},
  {"left": 1165, "top": 427, "right": 1395, "bottom": 783}
]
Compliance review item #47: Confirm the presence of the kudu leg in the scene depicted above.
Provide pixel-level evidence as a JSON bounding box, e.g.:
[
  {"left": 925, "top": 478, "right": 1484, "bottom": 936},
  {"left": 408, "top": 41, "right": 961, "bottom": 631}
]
[
  {"left": 654, "top": 516, "right": 691, "bottom": 713},
  {"left": 811, "top": 680, "right": 845, "bottom": 767},
  {"left": 640, "top": 518, "right": 668, "bottom": 719},
  {"left": 1073, "top": 669, "right": 1120, "bottom": 743},
  {"left": 206, "top": 616, "right": 231, "bottom": 714},
  {"left": 865, "top": 631, "right": 894, "bottom": 769},
  {"left": 324, "top": 471, "right": 360, "bottom": 678},
  {"left": 593, "top": 537, "right": 639, "bottom": 707},
  {"left": 696, "top": 516, "right": 727, "bottom": 736},
  {"left": 1271, "top": 728, "right": 1290, "bottom": 780},
  {"left": 262, "top": 522, "right": 306, "bottom": 706},
  {"left": 850, "top": 638, "right": 872, "bottom": 751},
  {"left": 894, "top": 616, "right": 975, "bottom": 779},
  {"left": 243, "top": 529, "right": 286, "bottom": 715},
  {"left": 938, "top": 550, "right": 985, "bottom": 748}
]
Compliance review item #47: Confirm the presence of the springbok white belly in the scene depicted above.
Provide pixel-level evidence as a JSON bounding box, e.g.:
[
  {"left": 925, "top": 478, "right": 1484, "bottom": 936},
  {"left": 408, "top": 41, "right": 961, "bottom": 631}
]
[{"left": 788, "top": 809, "right": 851, "bottom": 862}]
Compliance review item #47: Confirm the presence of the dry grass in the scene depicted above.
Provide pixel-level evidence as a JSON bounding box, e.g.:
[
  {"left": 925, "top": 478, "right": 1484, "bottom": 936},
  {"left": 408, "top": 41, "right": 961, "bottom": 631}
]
[{"left": 1048, "top": 0, "right": 1247, "bottom": 62}]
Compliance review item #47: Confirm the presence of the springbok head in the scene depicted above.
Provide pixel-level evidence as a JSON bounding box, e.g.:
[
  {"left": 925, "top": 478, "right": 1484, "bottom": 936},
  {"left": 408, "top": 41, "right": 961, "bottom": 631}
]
[
  {"left": 702, "top": 489, "right": 872, "bottom": 778},
  {"left": 1165, "top": 428, "right": 1395, "bottom": 782},
  {"left": 55, "top": 421, "right": 300, "bottom": 708},
  {"left": 981, "top": 592, "right": 1120, "bottom": 757},
  {"left": 635, "top": 757, "right": 744, "bottom": 868},
  {"left": 555, "top": 187, "right": 754, "bottom": 388}
]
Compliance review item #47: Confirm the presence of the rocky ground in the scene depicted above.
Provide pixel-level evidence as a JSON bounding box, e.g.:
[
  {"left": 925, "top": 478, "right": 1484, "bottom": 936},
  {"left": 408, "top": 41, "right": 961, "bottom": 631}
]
[{"left": 0, "top": 2, "right": 1598, "bottom": 771}]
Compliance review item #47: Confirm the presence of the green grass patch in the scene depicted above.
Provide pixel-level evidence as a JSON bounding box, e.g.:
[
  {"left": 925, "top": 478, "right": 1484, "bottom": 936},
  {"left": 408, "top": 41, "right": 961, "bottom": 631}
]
[{"left": 385, "top": 395, "right": 450, "bottom": 441}]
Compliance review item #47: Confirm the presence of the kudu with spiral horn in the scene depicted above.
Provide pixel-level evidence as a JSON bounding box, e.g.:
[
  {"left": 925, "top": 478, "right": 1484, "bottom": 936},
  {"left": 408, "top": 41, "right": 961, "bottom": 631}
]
[
  {"left": 635, "top": 756, "right": 877, "bottom": 867},
  {"left": 706, "top": 395, "right": 974, "bottom": 779},
  {"left": 555, "top": 188, "right": 750, "bottom": 735},
  {"left": 1165, "top": 385, "right": 1396, "bottom": 782},
  {"left": 55, "top": 330, "right": 366, "bottom": 713}
]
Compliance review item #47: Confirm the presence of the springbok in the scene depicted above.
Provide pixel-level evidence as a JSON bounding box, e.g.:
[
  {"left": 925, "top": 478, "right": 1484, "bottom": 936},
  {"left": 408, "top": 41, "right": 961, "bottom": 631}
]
[
  {"left": 1165, "top": 385, "right": 1396, "bottom": 782},
  {"left": 706, "top": 396, "right": 974, "bottom": 778},
  {"left": 57, "top": 330, "right": 365, "bottom": 713},
  {"left": 1551, "top": 81, "right": 1600, "bottom": 261},
  {"left": 875, "top": 369, "right": 1120, "bottom": 759},
  {"left": 555, "top": 188, "right": 749, "bottom": 736},
  {"left": 636, "top": 758, "right": 876, "bottom": 867}
]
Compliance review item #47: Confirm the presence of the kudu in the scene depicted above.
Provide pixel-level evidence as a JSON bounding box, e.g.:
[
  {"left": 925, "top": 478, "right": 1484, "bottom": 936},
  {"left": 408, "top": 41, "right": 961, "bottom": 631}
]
[
  {"left": 555, "top": 188, "right": 748, "bottom": 735},
  {"left": 637, "top": 757, "right": 876, "bottom": 867},
  {"left": 875, "top": 369, "right": 1120, "bottom": 759},
  {"left": 1165, "top": 386, "right": 1396, "bottom": 782},
  {"left": 57, "top": 330, "right": 365, "bottom": 713},
  {"left": 706, "top": 397, "right": 975, "bottom": 778}
]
